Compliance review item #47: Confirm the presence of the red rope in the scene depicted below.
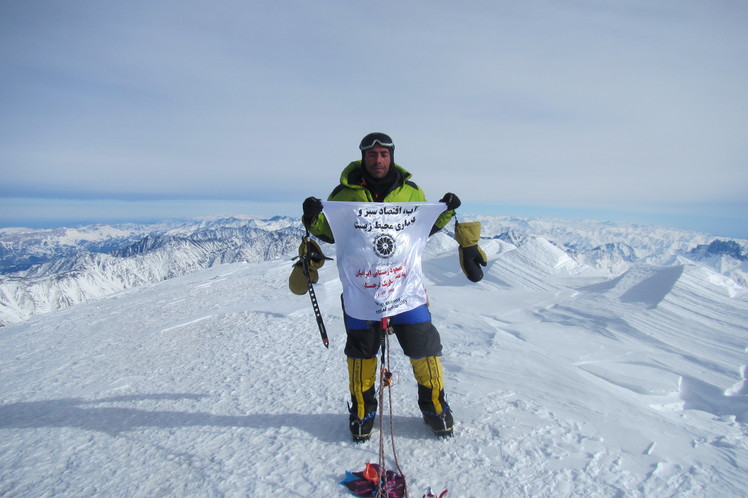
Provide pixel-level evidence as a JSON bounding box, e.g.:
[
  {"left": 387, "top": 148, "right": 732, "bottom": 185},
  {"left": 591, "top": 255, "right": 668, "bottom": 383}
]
[{"left": 376, "top": 318, "right": 407, "bottom": 498}]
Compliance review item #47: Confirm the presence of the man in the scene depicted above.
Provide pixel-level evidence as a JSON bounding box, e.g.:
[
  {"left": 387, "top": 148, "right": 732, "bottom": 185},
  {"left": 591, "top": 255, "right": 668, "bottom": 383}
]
[{"left": 301, "top": 132, "right": 461, "bottom": 441}]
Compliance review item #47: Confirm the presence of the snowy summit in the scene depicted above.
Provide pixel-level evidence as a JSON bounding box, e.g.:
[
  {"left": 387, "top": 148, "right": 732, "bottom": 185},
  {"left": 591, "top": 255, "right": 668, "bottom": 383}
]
[{"left": 1, "top": 215, "right": 747, "bottom": 496}]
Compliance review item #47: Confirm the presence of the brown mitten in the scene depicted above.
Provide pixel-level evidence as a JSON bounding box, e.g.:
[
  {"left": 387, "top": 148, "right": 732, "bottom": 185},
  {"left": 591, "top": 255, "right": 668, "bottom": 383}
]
[{"left": 289, "top": 238, "right": 328, "bottom": 295}]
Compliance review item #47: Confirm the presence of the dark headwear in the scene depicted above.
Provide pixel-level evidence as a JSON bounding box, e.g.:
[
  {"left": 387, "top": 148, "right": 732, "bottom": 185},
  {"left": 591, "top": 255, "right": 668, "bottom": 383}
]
[
  {"left": 359, "top": 132, "right": 395, "bottom": 152},
  {"left": 359, "top": 132, "right": 395, "bottom": 165},
  {"left": 357, "top": 133, "right": 399, "bottom": 201}
]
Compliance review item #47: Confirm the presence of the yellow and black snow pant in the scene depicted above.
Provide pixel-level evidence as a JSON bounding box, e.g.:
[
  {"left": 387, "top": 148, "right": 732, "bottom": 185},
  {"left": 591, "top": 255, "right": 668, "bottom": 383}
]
[
  {"left": 348, "top": 357, "right": 378, "bottom": 420},
  {"left": 344, "top": 304, "right": 448, "bottom": 419},
  {"left": 347, "top": 355, "right": 448, "bottom": 418},
  {"left": 411, "top": 355, "right": 447, "bottom": 416}
]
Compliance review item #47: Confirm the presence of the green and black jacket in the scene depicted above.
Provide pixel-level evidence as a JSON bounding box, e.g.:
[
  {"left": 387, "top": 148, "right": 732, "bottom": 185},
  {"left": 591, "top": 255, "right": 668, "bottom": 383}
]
[{"left": 306, "top": 161, "right": 456, "bottom": 243}]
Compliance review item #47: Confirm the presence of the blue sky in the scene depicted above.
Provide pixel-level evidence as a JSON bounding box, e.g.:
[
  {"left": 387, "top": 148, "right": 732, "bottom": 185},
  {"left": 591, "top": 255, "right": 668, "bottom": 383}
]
[{"left": 1, "top": 1, "right": 747, "bottom": 238}]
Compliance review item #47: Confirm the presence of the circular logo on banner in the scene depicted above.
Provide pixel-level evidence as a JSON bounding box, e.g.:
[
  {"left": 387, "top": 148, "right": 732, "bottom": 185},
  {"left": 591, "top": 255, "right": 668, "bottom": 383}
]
[{"left": 373, "top": 234, "right": 396, "bottom": 258}]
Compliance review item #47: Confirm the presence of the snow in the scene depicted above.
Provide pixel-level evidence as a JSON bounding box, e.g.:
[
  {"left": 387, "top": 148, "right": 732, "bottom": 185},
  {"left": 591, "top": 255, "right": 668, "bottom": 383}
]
[{"left": 1, "top": 231, "right": 747, "bottom": 497}]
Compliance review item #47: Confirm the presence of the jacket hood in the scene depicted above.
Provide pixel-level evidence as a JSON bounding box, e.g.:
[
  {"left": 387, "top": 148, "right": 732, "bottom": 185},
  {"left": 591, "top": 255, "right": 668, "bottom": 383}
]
[{"left": 339, "top": 161, "right": 413, "bottom": 189}]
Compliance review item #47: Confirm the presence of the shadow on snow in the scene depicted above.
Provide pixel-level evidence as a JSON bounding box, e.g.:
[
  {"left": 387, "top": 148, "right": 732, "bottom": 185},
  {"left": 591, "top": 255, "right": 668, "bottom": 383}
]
[{"left": 0, "top": 393, "right": 436, "bottom": 441}]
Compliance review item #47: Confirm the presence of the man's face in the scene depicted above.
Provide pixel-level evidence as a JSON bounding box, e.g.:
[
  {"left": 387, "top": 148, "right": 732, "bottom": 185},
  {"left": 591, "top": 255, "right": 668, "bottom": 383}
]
[{"left": 363, "top": 146, "right": 391, "bottom": 179}]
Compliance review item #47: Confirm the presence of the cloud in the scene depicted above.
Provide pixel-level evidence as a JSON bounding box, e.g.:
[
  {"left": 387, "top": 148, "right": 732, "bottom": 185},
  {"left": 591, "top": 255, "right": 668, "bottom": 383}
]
[{"left": 1, "top": 0, "right": 746, "bottom": 224}]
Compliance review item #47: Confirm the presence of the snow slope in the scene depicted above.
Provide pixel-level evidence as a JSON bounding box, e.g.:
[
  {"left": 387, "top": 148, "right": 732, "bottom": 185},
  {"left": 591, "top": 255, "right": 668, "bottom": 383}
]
[{"left": 1, "top": 232, "right": 747, "bottom": 497}]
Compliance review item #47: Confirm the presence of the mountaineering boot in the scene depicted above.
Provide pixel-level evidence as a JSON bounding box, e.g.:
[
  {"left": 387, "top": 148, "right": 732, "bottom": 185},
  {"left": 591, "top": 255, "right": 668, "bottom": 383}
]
[
  {"left": 349, "top": 397, "right": 376, "bottom": 442},
  {"left": 411, "top": 356, "right": 454, "bottom": 438},
  {"left": 421, "top": 397, "right": 454, "bottom": 438},
  {"left": 348, "top": 357, "right": 378, "bottom": 442}
]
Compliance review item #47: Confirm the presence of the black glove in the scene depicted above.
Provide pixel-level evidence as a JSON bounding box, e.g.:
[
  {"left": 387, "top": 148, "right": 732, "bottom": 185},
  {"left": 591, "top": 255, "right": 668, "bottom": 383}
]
[
  {"left": 439, "top": 192, "right": 461, "bottom": 211},
  {"left": 460, "top": 244, "right": 487, "bottom": 283},
  {"left": 302, "top": 197, "right": 323, "bottom": 223}
]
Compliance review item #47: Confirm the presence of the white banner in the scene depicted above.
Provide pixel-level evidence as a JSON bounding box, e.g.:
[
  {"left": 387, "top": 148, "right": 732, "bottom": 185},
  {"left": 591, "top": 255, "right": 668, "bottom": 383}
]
[{"left": 322, "top": 201, "right": 447, "bottom": 320}]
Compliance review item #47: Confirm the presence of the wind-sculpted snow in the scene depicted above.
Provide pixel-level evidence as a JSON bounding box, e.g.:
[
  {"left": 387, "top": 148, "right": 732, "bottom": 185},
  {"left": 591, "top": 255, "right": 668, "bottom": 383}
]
[
  {"left": 0, "top": 215, "right": 746, "bottom": 327},
  {"left": 1, "top": 231, "right": 746, "bottom": 496}
]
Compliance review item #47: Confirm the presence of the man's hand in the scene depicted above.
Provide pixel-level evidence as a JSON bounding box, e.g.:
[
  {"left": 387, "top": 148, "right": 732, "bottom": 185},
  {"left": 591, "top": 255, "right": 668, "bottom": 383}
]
[
  {"left": 439, "top": 193, "right": 461, "bottom": 211},
  {"left": 303, "top": 197, "right": 323, "bottom": 222}
]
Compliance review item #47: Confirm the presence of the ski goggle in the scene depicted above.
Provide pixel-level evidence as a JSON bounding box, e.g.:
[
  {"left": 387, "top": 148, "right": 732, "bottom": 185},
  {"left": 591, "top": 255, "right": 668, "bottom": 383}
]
[{"left": 359, "top": 133, "right": 394, "bottom": 151}]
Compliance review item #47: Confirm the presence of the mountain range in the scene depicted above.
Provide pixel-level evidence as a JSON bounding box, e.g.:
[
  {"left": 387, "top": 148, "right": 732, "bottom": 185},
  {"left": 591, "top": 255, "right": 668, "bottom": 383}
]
[{"left": 0, "top": 215, "right": 746, "bottom": 327}]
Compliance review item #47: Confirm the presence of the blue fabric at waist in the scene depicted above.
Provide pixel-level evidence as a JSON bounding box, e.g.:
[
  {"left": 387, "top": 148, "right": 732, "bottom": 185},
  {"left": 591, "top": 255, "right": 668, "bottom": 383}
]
[{"left": 344, "top": 304, "right": 432, "bottom": 329}]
